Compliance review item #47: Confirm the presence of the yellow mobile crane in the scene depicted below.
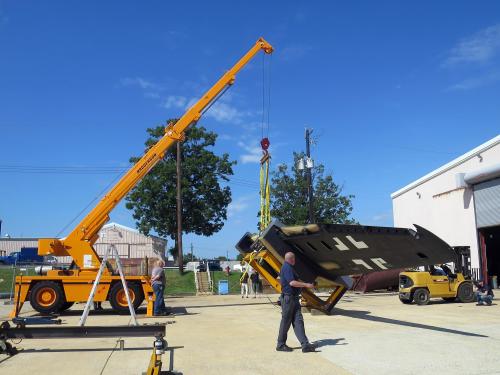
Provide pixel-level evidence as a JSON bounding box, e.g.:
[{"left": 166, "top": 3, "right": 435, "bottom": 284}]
[{"left": 11, "top": 38, "right": 274, "bottom": 317}]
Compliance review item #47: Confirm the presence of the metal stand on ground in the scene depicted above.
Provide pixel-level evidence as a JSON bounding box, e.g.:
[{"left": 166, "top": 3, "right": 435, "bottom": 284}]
[
  {"left": 79, "top": 244, "right": 138, "bottom": 327},
  {"left": 3, "top": 260, "right": 18, "bottom": 306}
]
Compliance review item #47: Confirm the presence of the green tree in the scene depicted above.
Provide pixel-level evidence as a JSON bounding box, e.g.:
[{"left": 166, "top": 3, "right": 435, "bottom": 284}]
[
  {"left": 126, "top": 120, "right": 236, "bottom": 241},
  {"left": 270, "top": 152, "right": 356, "bottom": 225}
]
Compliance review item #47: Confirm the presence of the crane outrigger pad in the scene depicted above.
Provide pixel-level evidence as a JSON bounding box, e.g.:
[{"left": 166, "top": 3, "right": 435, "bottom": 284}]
[{"left": 236, "top": 221, "right": 455, "bottom": 314}]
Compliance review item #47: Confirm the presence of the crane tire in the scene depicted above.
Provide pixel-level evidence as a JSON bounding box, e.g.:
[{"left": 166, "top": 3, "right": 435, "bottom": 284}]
[
  {"left": 30, "top": 281, "right": 65, "bottom": 314},
  {"left": 108, "top": 282, "right": 144, "bottom": 314}
]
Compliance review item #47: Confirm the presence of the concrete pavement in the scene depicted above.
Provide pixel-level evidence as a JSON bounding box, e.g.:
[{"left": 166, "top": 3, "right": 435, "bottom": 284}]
[{"left": 0, "top": 292, "right": 498, "bottom": 374}]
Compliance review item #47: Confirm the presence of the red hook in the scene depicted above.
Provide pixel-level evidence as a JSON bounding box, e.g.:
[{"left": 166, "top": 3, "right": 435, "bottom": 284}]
[{"left": 260, "top": 137, "right": 270, "bottom": 151}]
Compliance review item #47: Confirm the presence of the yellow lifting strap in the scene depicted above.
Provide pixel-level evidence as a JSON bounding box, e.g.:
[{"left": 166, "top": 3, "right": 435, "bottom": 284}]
[{"left": 259, "top": 149, "right": 271, "bottom": 232}]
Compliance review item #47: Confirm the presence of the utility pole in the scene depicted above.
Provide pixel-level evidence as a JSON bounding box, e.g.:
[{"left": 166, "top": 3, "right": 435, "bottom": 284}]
[
  {"left": 190, "top": 243, "right": 194, "bottom": 262},
  {"left": 305, "top": 128, "right": 314, "bottom": 224},
  {"left": 176, "top": 141, "right": 184, "bottom": 273}
]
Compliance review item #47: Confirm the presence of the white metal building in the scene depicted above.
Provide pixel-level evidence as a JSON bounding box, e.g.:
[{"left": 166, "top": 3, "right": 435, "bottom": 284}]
[
  {"left": 391, "top": 135, "right": 500, "bottom": 282},
  {"left": 0, "top": 238, "right": 38, "bottom": 257},
  {"left": 0, "top": 222, "right": 167, "bottom": 262},
  {"left": 95, "top": 222, "right": 167, "bottom": 260}
]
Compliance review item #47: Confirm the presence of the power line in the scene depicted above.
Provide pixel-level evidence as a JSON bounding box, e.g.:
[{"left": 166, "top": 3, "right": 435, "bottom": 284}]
[
  {"left": 56, "top": 169, "right": 128, "bottom": 237},
  {"left": 0, "top": 164, "right": 129, "bottom": 174},
  {"left": 0, "top": 164, "right": 261, "bottom": 186}
]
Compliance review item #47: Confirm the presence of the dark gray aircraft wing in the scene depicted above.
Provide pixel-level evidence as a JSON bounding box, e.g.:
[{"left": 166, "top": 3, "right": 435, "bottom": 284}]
[{"left": 236, "top": 221, "right": 454, "bottom": 283}]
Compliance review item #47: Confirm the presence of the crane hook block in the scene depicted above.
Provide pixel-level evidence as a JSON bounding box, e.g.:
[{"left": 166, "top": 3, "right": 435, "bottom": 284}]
[{"left": 260, "top": 137, "right": 270, "bottom": 151}]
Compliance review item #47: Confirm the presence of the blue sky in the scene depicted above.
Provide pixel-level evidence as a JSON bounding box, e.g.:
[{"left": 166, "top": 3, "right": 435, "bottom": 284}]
[{"left": 1, "top": 1, "right": 499, "bottom": 259}]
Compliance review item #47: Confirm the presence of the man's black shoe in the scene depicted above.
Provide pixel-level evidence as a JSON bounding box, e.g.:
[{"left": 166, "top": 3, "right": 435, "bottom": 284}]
[
  {"left": 302, "top": 344, "right": 316, "bottom": 353},
  {"left": 154, "top": 311, "right": 172, "bottom": 316},
  {"left": 276, "top": 345, "right": 293, "bottom": 352}
]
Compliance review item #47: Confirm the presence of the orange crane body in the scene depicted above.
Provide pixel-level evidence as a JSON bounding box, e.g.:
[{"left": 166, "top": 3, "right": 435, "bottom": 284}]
[{"left": 11, "top": 38, "right": 274, "bottom": 317}]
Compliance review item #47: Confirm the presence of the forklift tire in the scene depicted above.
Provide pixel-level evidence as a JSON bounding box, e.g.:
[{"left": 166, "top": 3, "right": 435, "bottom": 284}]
[
  {"left": 413, "top": 288, "right": 430, "bottom": 305},
  {"left": 399, "top": 296, "right": 413, "bottom": 304},
  {"left": 108, "top": 282, "right": 144, "bottom": 314},
  {"left": 457, "top": 282, "right": 474, "bottom": 303},
  {"left": 30, "top": 281, "right": 66, "bottom": 314},
  {"left": 59, "top": 302, "right": 75, "bottom": 312}
]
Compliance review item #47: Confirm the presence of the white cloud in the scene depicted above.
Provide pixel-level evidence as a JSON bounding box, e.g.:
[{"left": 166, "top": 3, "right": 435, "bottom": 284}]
[
  {"left": 120, "top": 77, "right": 162, "bottom": 91},
  {"left": 218, "top": 134, "right": 233, "bottom": 141},
  {"left": 161, "top": 91, "right": 252, "bottom": 124},
  {"left": 162, "top": 95, "right": 188, "bottom": 109},
  {"left": 446, "top": 71, "right": 500, "bottom": 91},
  {"left": 444, "top": 24, "right": 500, "bottom": 66},
  {"left": 227, "top": 196, "right": 252, "bottom": 218},
  {"left": 205, "top": 102, "right": 247, "bottom": 123},
  {"left": 372, "top": 212, "right": 391, "bottom": 222},
  {"left": 238, "top": 141, "right": 262, "bottom": 164}
]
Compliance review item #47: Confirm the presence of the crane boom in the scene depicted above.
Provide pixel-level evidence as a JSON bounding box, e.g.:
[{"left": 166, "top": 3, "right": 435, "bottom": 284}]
[{"left": 39, "top": 38, "right": 274, "bottom": 270}]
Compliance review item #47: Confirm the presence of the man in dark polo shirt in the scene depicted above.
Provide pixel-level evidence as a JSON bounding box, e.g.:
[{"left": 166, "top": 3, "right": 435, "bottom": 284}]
[{"left": 276, "top": 252, "right": 316, "bottom": 353}]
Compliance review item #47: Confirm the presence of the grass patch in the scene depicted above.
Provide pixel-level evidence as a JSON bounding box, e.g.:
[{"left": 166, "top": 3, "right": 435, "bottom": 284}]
[
  {"left": 211, "top": 271, "right": 244, "bottom": 294},
  {"left": 165, "top": 269, "right": 196, "bottom": 295},
  {"left": 0, "top": 267, "right": 37, "bottom": 293},
  {"left": 164, "top": 270, "right": 244, "bottom": 295},
  {"left": 0, "top": 267, "right": 244, "bottom": 296}
]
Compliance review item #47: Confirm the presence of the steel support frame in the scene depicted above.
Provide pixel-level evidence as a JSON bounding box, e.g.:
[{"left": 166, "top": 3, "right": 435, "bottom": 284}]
[
  {"left": 245, "top": 249, "right": 347, "bottom": 314},
  {"left": 0, "top": 321, "right": 166, "bottom": 340}
]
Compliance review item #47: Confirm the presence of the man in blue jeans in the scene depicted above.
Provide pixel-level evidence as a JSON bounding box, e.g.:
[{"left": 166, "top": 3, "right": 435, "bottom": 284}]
[
  {"left": 151, "top": 259, "right": 168, "bottom": 316},
  {"left": 276, "top": 252, "right": 316, "bottom": 353},
  {"left": 476, "top": 281, "right": 494, "bottom": 306}
]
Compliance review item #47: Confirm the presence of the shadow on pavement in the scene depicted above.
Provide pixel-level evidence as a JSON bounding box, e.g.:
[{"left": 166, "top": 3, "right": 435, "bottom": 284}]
[
  {"left": 44, "top": 302, "right": 268, "bottom": 317},
  {"left": 48, "top": 306, "right": 194, "bottom": 317},
  {"left": 291, "top": 338, "right": 347, "bottom": 352},
  {"left": 334, "top": 308, "right": 488, "bottom": 338},
  {"left": 313, "top": 338, "right": 347, "bottom": 348},
  {"left": 181, "top": 301, "right": 270, "bottom": 309}
]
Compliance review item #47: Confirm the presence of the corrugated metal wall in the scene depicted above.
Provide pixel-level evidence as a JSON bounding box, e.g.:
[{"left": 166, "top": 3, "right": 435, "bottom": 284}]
[
  {"left": 474, "top": 177, "right": 500, "bottom": 228},
  {"left": 0, "top": 239, "right": 38, "bottom": 254},
  {"left": 0, "top": 223, "right": 167, "bottom": 263},
  {"left": 97, "top": 224, "right": 167, "bottom": 259}
]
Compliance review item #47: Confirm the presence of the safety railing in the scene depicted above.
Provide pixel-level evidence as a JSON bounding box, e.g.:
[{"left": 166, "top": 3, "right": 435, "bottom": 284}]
[
  {"left": 194, "top": 263, "right": 199, "bottom": 292},
  {"left": 206, "top": 262, "right": 213, "bottom": 293}
]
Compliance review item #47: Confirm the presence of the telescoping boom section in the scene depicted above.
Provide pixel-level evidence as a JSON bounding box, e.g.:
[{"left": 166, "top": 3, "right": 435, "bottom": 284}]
[{"left": 11, "top": 38, "right": 274, "bottom": 317}]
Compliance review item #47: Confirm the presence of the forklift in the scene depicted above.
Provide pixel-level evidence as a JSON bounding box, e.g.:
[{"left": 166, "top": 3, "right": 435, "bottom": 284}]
[{"left": 399, "top": 247, "right": 475, "bottom": 305}]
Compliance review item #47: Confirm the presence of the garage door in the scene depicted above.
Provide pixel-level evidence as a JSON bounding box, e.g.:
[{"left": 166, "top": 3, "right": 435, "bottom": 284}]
[{"left": 474, "top": 177, "right": 500, "bottom": 228}]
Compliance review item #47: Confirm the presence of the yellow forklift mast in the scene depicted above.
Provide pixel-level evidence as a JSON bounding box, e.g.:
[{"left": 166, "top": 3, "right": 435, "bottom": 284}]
[{"left": 243, "top": 242, "right": 348, "bottom": 314}]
